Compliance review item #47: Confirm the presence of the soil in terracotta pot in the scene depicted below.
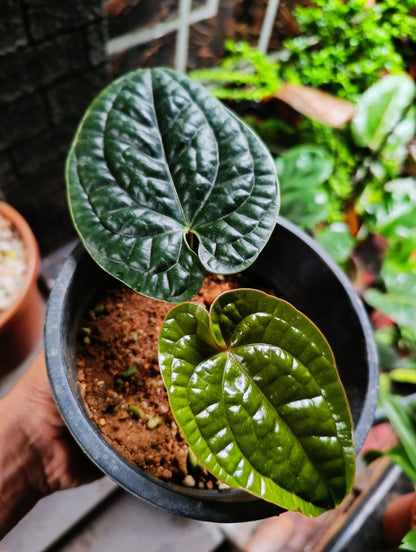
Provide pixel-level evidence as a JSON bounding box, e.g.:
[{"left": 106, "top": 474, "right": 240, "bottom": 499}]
[{"left": 77, "top": 273, "right": 256, "bottom": 490}]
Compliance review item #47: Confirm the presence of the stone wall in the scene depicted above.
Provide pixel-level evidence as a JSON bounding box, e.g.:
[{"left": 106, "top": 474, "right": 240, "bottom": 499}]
[
  {"left": 0, "top": 0, "right": 110, "bottom": 254},
  {"left": 0, "top": 0, "right": 302, "bottom": 254}
]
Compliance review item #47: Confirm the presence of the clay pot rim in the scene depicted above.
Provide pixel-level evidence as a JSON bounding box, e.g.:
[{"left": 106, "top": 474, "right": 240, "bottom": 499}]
[{"left": 0, "top": 201, "right": 40, "bottom": 330}]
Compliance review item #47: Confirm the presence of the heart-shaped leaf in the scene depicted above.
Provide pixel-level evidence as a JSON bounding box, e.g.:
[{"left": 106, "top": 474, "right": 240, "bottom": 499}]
[
  {"left": 159, "top": 289, "right": 355, "bottom": 515},
  {"left": 66, "top": 68, "right": 279, "bottom": 302}
]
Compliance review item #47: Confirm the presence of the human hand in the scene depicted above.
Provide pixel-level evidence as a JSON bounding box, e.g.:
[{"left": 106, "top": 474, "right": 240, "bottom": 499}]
[{"left": 0, "top": 349, "right": 101, "bottom": 537}]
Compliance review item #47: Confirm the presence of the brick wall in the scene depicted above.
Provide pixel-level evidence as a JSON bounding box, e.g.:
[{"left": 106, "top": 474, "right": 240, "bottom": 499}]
[{"left": 0, "top": 0, "right": 110, "bottom": 254}]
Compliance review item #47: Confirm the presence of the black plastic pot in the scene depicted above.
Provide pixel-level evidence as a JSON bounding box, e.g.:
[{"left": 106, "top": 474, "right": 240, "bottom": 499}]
[{"left": 45, "top": 217, "right": 379, "bottom": 523}]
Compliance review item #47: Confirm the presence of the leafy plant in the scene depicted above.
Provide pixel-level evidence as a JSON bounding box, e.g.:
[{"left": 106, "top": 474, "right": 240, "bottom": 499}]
[
  {"left": 192, "top": 0, "right": 416, "bottom": 105},
  {"left": 159, "top": 289, "right": 354, "bottom": 515},
  {"left": 366, "top": 378, "right": 416, "bottom": 482},
  {"left": 220, "top": 62, "right": 416, "bottom": 386},
  {"left": 66, "top": 67, "right": 355, "bottom": 515},
  {"left": 189, "top": 41, "right": 281, "bottom": 102},
  {"left": 399, "top": 528, "right": 416, "bottom": 551},
  {"left": 67, "top": 67, "right": 279, "bottom": 303},
  {"left": 193, "top": 36, "right": 416, "bottom": 379},
  {"left": 191, "top": 41, "right": 357, "bottom": 128},
  {"left": 282, "top": 0, "right": 416, "bottom": 99},
  {"left": 351, "top": 75, "right": 416, "bottom": 169},
  {"left": 274, "top": 144, "right": 333, "bottom": 228},
  {"left": 363, "top": 380, "right": 416, "bottom": 552}
]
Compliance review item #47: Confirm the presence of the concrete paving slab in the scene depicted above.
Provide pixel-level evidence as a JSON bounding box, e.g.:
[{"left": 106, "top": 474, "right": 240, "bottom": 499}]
[
  {"left": 52, "top": 491, "right": 224, "bottom": 552},
  {"left": 0, "top": 479, "right": 118, "bottom": 552}
]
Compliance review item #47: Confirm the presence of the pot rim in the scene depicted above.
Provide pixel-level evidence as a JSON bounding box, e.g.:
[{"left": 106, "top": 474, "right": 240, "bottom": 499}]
[
  {"left": 0, "top": 201, "right": 40, "bottom": 330},
  {"left": 45, "top": 216, "right": 379, "bottom": 522}
]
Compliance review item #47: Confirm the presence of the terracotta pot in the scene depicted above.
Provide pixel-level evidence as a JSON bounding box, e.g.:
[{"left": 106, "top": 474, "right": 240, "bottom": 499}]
[
  {"left": 45, "top": 218, "right": 379, "bottom": 522},
  {"left": 0, "top": 202, "right": 44, "bottom": 373},
  {"left": 383, "top": 491, "right": 416, "bottom": 548}
]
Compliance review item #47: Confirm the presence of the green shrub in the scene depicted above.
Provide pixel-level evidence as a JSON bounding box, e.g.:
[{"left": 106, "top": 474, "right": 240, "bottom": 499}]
[{"left": 283, "top": 0, "right": 416, "bottom": 99}]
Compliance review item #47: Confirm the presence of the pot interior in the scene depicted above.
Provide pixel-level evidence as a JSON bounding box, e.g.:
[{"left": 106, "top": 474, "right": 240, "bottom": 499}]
[{"left": 46, "top": 217, "right": 379, "bottom": 522}]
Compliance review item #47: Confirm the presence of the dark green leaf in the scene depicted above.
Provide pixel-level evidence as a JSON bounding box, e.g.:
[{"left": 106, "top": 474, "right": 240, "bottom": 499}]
[
  {"left": 275, "top": 145, "right": 333, "bottom": 228},
  {"left": 67, "top": 68, "right": 279, "bottom": 302},
  {"left": 159, "top": 289, "right": 355, "bottom": 515},
  {"left": 351, "top": 74, "right": 416, "bottom": 151}
]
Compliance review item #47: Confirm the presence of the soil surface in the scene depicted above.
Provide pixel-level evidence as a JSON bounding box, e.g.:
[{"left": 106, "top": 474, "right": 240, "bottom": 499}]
[{"left": 77, "top": 274, "right": 243, "bottom": 489}]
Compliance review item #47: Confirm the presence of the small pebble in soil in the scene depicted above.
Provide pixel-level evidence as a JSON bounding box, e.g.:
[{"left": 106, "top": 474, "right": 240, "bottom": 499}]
[
  {"left": 147, "top": 416, "right": 163, "bottom": 429},
  {"left": 182, "top": 475, "right": 196, "bottom": 487},
  {"left": 217, "top": 482, "right": 231, "bottom": 490}
]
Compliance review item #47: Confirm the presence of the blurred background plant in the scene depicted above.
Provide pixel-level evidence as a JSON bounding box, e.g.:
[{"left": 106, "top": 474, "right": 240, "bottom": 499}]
[
  {"left": 190, "top": 0, "right": 416, "bottom": 392},
  {"left": 191, "top": 3, "right": 416, "bottom": 545}
]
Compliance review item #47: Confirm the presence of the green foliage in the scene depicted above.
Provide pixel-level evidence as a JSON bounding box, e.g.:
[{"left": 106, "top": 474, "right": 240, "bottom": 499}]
[
  {"left": 365, "top": 271, "right": 416, "bottom": 331},
  {"left": 362, "top": 176, "right": 416, "bottom": 352},
  {"left": 400, "top": 528, "right": 416, "bottom": 551},
  {"left": 351, "top": 75, "right": 416, "bottom": 151},
  {"left": 283, "top": 0, "right": 416, "bottom": 99},
  {"left": 190, "top": 41, "right": 281, "bottom": 101},
  {"left": 290, "top": 120, "right": 355, "bottom": 216},
  {"left": 274, "top": 145, "right": 332, "bottom": 228},
  {"left": 192, "top": 1, "right": 415, "bottom": 103},
  {"left": 315, "top": 223, "right": 355, "bottom": 266},
  {"left": 159, "top": 289, "right": 355, "bottom": 515},
  {"left": 364, "top": 383, "right": 416, "bottom": 483},
  {"left": 66, "top": 66, "right": 356, "bottom": 513},
  {"left": 253, "top": 72, "right": 416, "bottom": 380},
  {"left": 66, "top": 68, "right": 278, "bottom": 302},
  {"left": 365, "top": 178, "right": 416, "bottom": 241}
]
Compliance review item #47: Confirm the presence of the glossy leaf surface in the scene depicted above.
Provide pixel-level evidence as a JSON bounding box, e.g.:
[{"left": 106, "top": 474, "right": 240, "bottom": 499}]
[
  {"left": 159, "top": 289, "right": 355, "bottom": 515},
  {"left": 66, "top": 68, "right": 279, "bottom": 302}
]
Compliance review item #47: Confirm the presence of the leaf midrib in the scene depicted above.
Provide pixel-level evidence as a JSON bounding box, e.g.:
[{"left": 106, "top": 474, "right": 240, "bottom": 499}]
[
  {"left": 224, "top": 347, "right": 336, "bottom": 500},
  {"left": 150, "top": 70, "right": 191, "bottom": 230}
]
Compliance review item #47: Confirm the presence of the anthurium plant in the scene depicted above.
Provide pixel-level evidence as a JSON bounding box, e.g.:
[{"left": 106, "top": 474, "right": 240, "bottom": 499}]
[{"left": 66, "top": 67, "right": 355, "bottom": 516}]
